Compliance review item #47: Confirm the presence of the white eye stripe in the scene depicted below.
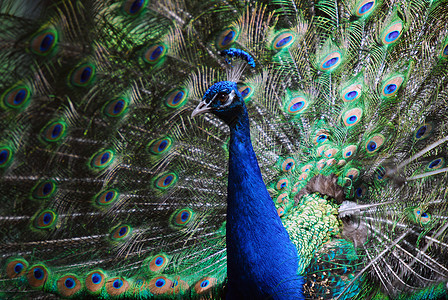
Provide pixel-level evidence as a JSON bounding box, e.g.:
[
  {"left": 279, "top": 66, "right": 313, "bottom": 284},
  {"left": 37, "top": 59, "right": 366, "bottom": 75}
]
[{"left": 222, "top": 90, "right": 235, "bottom": 107}]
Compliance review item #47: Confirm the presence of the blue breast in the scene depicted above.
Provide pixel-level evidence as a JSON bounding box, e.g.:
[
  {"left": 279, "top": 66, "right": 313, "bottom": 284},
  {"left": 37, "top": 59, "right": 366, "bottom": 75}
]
[{"left": 225, "top": 106, "right": 304, "bottom": 299}]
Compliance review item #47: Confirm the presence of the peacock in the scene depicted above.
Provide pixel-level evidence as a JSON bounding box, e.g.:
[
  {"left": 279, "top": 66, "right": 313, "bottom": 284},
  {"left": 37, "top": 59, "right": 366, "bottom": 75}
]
[{"left": 1, "top": 0, "right": 448, "bottom": 299}]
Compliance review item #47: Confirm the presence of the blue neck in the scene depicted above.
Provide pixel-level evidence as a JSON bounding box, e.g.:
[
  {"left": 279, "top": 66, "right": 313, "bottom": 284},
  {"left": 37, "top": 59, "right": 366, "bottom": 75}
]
[{"left": 225, "top": 105, "right": 304, "bottom": 299}]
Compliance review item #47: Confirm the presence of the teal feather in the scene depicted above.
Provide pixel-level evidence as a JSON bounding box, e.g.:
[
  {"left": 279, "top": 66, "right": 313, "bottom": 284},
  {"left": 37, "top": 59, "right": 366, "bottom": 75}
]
[{"left": 1, "top": 0, "right": 448, "bottom": 299}]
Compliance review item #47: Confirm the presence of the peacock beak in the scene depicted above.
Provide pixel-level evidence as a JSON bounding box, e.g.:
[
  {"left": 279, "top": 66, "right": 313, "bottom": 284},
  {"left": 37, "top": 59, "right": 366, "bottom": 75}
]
[{"left": 191, "top": 101, "right": 212, "bottom": 118}]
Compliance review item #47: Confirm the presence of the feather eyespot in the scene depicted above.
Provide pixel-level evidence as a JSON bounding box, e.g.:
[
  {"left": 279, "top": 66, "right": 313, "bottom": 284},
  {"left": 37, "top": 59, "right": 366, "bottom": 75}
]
[
  {"left": 272, "top": 32, "right": 295, "bottom": 50},
  {"left": 317, "top": 135, "right": 327, "bottom": 143},
  {"left": 148, "top": 254, "right": 169, "bottom": 272},
  {"left": 34, "top": 210, "right": 57, "bottom": 229},
  {"left": 337, "top": 159, "right": 346, "bottom": 166},
  {"left": 414, "top": 123, "right": 432, "bottom": 140},
  {"left": 96, "top": 189, "right": 119, "bottom": 206},
  {"left": 0, "top": 146, "right": 13, "bottom": 168},
  {"left": 381, "top": 21, "right": 403, "bottom": 45},
  {"left": 122, "top": 0, "right": 148, "bottom": 16},
  {"left": 341, "top": 84, "right": 362, "bottom": 102},
  {"left": 90, "top": 149, "right": 114, "bottom": 169},
  {"left": 367, "top": 141, "right": 377, "bottom": 152},
  {"left": 106, "top": 277, "right": 129, "bottom": 296},
  {"left": 314, "top": 130, "right": 329, "bottom": 145},
  {"left": 381, "top": 76, "right": 403, "bottom": 98},
  {"left": 365, "top": 134, "right": 385, "bottom": 154},
  {"left": 30, "top": 29, "right": 58, "bottom": 56},
  {"left": 86, "top": 270, "right": 106, "bottom": 293},
  {"left": 111, "top": 225, "right": 132, "bottom": 241},
  {"left": 345, "top": 91, "right": 358, "bottom": 101},
  {"left": 155, "top": 278, "right": 167, "bottom": 287},
  {"left": 170, "top": 208, "right": 194, "bottom": 227},
  {"left": 301, "top": 164, "right": 313, "bottom": 173},
  {"left": 144, "top": 44, "right": 167, "bottom": 64},
  {"left": 282, "top": 158, "right": 295, "bottom": 172},
  {"left": 113, "top": 279, "right": 123, "bottom": 288},
  {"left": 286, "top": 96, "right": 308, "bottom": 114},
  {"left": 355, "top": 185, "right": 367, "bottom": 198},
  {"left": 427, "top": 158, "right": 444, "bottom": 170},
  {"left": 276, "top": 178, "right": 289, "bottom": 190},
  {"left": 354, "top": 0, "right": 376, "bottom": 17},
  {"left": 277, "top": 206, "right": 285, "bottom": 216},
  {"left": 238, "top": 85, "right": 253, "bottom": 102},
  {"left": 148, "top": 137, "right": 173, "bottom": 155},
  {"left": 41, "top": 121, "right": 67, "bottom": 142},
  {"left": 342, "top": 145, "right": 357, "bottom": 159},
  {"left": 149, "top": 276, "right": 172, "bottom": 295},
  {"left": 316, "top": 145, "right": 327, "bottom": 157},
  {"left": 155, "top": 173, "right": 178, "bottom": 189},
  {"left": 70, "top": 63, "right": 95, "bottom": 87},
  {"left": 2, "top": 86, "right": 31, "bottom": 109},
  {"left": 27, "top": 265, "right": 49, "bottom": 288},
  {"left": 346, "top": 168, "right": 360, "bottom": 181},
  {"left": 165, "top": 89, "right": 188, "bottom": 108},
  {"left": 317, "top": 159, "right": 326, "bottom": 170},
  {"left": 6, "top": 258, "right": 28, "bottom": 278},
  {"left": 324, "top": 148, "right": 338, "bottom": 158},
  {"left": 169, "top": 276, "right": 189, "bottom": 294},
  {"left": 194, "top": 277, "right": 216, "bottom": 294},
  {"left": 176, "top": 210, "right": 191, "bottom": 224},
  {"left": 413, "top": 208, "right": 431, "bottom": 226},
  {"left": 10, "top": 261, "right": 26, "bottom": 277},
  {"left": 298, "top": 172, "right": 308, "bottom": 181},
  {"left": 104, "top": 98, "right": 129, "bottom": 117},
  {"left": 32, "top": 180, "right": 57, "bottom": 199},
  {"left": 319, "top": 51, "right": 342, "bottom": 72},
  {"left": 327, "top": 158, "right": 336, "bottom": 166},
  {"left": 276, "top": 193, "right": 289, "bottom": 204},
  {"left": 442, "top": 42, "right": 448, "bottom": 58},
  {"left": 216, "top": 28, "right": 239, "bottom": 49},
  {"left": 342, "top": 108, "right": 362, "bottom": 127},
  {"left": 57, "top": 275, "right": 81, "bottom": 297}
]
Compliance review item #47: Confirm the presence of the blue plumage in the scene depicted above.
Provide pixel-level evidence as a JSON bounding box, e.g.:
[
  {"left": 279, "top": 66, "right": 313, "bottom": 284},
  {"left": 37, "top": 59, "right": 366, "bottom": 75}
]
[{"left": 193, "top": 81, "right": 304, "bottom": 298}]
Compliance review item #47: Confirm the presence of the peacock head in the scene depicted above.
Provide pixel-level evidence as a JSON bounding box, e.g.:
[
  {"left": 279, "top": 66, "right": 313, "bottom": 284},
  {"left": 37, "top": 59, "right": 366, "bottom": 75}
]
[{"left": 191, "top": 81, "right": 245, "bottom": 125}]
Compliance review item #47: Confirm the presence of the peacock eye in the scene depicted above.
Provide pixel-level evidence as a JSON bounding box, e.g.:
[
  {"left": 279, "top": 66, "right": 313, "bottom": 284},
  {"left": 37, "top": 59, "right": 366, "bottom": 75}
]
[{"left": 215, "top": 92, "right": 229, "bottom": 104}]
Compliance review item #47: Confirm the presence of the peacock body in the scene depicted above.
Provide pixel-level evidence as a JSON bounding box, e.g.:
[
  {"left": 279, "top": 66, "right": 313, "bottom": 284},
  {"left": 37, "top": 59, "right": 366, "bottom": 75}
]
[{"left": 1, "top": 0, "right": 448, "bottom": 299}]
